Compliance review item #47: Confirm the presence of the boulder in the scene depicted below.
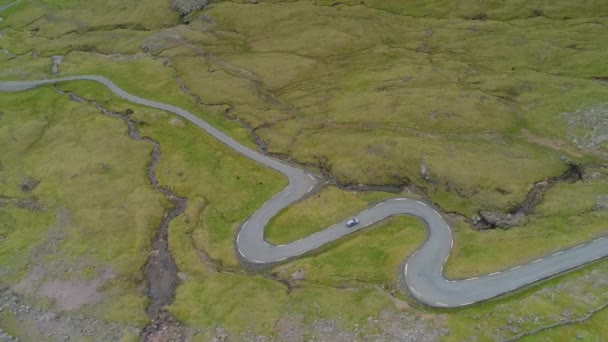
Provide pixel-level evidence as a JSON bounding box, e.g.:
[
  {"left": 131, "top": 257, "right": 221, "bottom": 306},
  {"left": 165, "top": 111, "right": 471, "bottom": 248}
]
[
  {"left": 290, "top": 268, "right": 305, "bottom": 281},
  {"left": 593, "top": 195, "right": 608, "bottom": 211},
  {"left": 477, "top": 211, "right": 526, "bottom": 229},
  {"left": 19, "top": 177, "right": 40, "bottom": 192},
  {"left": 170, "top": 0, "right": 209, "bottom": 16}
]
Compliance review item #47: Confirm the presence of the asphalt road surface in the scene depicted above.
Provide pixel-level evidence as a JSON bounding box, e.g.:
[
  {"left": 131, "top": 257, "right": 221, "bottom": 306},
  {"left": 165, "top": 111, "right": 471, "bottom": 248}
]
[
  {"left": 0, "top": 0, "right": 21, "bottom": 11},
  {"left": 2, "top": 75, "right": 607, "bottom": 308}
]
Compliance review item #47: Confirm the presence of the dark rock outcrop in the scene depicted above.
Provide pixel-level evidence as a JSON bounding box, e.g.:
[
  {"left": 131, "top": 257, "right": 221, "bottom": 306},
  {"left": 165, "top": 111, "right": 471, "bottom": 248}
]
[
  {"left": 474, "top": 164, "right": 583, "bottom": 230},
  {"left": 170, "top": 0, "right": 209, "bottom": 16},
  {"left": 474, "top": 211, "right": 527, "bottom": 230},
  {"left": 594, "top": 195, "right": 608, "bottom": 211},
  {"left": 19, "top": 177, "right": 40, "bottom": 192}
]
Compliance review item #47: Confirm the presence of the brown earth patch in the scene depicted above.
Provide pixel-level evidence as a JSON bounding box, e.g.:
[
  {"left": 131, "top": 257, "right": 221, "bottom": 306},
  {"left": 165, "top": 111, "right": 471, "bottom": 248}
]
[{"left": 40, "top": 267, "right": 116, "bottom": 311}]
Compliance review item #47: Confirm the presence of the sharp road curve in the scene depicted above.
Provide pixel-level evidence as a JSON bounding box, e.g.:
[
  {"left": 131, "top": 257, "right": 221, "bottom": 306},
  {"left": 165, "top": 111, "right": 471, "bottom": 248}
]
[{"left": 2, "top": 75, "right": 607, "bottom": 308}]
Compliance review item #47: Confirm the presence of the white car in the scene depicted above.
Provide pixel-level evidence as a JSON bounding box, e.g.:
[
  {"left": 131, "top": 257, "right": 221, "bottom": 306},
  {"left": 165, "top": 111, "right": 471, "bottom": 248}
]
[{"left": 345, "top": 217, "right": 360, "bottom": 228}]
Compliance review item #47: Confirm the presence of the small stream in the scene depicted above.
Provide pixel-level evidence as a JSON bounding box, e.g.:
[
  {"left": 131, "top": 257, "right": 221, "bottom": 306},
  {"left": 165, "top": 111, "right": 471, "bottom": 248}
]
[{"left": 56, "top": 89, "right": 186, "bottom": 339}]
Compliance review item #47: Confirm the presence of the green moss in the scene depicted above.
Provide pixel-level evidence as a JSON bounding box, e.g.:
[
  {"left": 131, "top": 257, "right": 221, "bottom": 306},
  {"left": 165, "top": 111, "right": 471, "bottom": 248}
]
[
  {"left": 2, "top": 0, "right": 178, "bottom": 39},
  {"left": 3, "top": 0, "right": 608, "bottom": 339},
  {"left": 0, "top": 88, "right": 163, "bottom": 324},
  {"left": 289, "top": 286, "right": 392, "bottom": 328},
  {"left": 171, "top": 273, "right": 287, "bottom": 334},
  {"left": 54, "top": 79, "right": 287, "bottom": 268}
]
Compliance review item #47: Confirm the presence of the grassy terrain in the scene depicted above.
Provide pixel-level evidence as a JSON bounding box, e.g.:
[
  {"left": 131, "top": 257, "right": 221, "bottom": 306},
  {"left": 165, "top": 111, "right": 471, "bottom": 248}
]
[
  {"left": 2, "top": 0, "right": 608, "bottom": 340},
  {"left": 57, "top": 80, "right": 287, "bottom": 266},
  {"left": 165, "top": 1, "right": 608, "bottom": 215},
  {"left": 1, "top": 0, "right": 178, "bottom": 39},
  {"left": 0, "top": 87, "right": 163, "bottom": 326},
  {"left": 521, "top": 308, "right": 608, "bottom": 341},
  {"left": 446, "top": 178, "right": 608, "bottom": 278},
  {"left": 2, "top": 65, "right": 607, "bottom": 341},
  {"left": 67, "top": 81, "right": 608, "bottom": 340},
  {"left": 265, "top": 187, "right": 396, "bottom": 244},
  {"left": 3, "top": 0, "right": 606, "bottom": 217}
]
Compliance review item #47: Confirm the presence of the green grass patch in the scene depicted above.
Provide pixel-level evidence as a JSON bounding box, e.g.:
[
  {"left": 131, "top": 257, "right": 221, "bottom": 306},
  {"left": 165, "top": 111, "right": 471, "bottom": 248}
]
[
  {"left": 265, "top": 186, "right": 394, "bottom": 244},
  {"left": 446, "top": 178, "right": 608, "bottom": 278},
  {"left": 3, "top": 0, "right": 608, "bottom": 339},
  {"left": 0, "top": 87, "right": 163, "bottom": 324},
  {"left": 56, "top": 80, "right": 287, "bottom": 267},
  {"left": 277, "top": 215, "right": 426, "bottom": 286}
]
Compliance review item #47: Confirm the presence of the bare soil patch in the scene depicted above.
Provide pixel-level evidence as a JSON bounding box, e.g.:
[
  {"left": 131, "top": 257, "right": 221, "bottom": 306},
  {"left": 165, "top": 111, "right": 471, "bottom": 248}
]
[{"left": 40, "top": 268, "right": 116, "bottom": 311}]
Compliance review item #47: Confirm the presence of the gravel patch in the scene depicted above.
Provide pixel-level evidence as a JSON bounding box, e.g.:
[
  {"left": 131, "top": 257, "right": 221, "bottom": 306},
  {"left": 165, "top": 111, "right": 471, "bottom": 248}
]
[
  {"left": 0, "top": 288, "right": 141, "bottom": 341},
  {"left": 562, "top": 103, "right": 608, "bottom": 150},
  {"left": 593, "top": 194, "right": 608, "bottom": 211},
  {"left": 40, "top": 268, "right": 116, "bottom": 311},
  {"left": 272, "top": 309, "right": 447, "bottom": 342},
  {"left": 170, "top": 0, "right": 209, "bottom": 16}
]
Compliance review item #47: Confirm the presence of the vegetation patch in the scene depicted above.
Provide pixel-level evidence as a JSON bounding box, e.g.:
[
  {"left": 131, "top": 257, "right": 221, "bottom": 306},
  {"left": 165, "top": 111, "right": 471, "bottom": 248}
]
[{"left": 2, "top": 0, "right": 608, "bottom": 340}]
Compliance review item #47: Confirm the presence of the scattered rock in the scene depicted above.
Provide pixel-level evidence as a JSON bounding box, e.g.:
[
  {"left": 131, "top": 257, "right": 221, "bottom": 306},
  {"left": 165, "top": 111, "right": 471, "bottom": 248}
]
[
  {"left": 51, "top": 55, "right": 64, "bottom": 74},
  {"left": 40, "top": 268, "right": 116, "bottom": 311},
  {"left": 477, "top": 211, "right": 526, "bottom": 230},
  {"left": 562, "top": 103, "right": 608, "bottom": 150},
  {"left": 99, "top": 163, "right": 110, "bottom": 172},
  {"left": 66, "top": 93, "right": 85, "bottom": 103},
  {"left": 514, "top": 179, "right": 551, "bottom": 215},
  {"left": 19, "top": 177, "right": 40, "bottom": 192},
  {"left": 420, "top": 160, "right": 434, "bottom": 183},
  {"left": 170, "top": 0, "right": 209, "bottom": 16},
  {"left": 0, "top": 328, "right": 17, "bottom": 342},
  {"left": 169, "top": 117, "right": 186, "bottom": 128},
  {"left": 15, "top": 197, "right": 45, "bottom": 211},
  {"left": 140, "top": 311, "right": 184, "bottom": 342},
  {"left": 0, "top": 287, "right": 141, "bottom": 341},
  {"left": 275, "top": 315, "right": 305, "bottom": 342},
  {"left": 559, "top": 154, "right": 574, "bottom": 165},
  {"left": 140, "top": 30, "right": 183, "bottom": 55},
  {"left": 212, "top": 326, "right": 227, "bottom": 342},
  {"left": 593, "top": 195, "right": 608, "bottom": 211},
  {"left": 290, "top": 268, "right": 305, "bottom": 281},
  {"left": 197, "top": 13, "right": 215, "bottom": 24}
]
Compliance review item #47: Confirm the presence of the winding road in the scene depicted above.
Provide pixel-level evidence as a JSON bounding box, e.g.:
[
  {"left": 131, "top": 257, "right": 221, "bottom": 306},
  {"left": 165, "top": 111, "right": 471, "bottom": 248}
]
[
  {"left": 2, "top": 75, "right": 608, "bottom": 308},
  {"left": 0, "top": 0, "right": 21, "bottom": 12}
]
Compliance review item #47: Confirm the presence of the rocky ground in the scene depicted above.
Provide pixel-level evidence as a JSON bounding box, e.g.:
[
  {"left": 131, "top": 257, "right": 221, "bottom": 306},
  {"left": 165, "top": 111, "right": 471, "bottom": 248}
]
[
  {"left": 0, "top": 284, "right": 447, "bottom": 341},
  {"left": 0, "top": 287, "right": 141, "bottom": 341},
  {"left": 563, "top": 103, "right": 608, "bottom": 152},
  {"left": 274, "top": 311, "right": 448, "bottom": 342}
]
